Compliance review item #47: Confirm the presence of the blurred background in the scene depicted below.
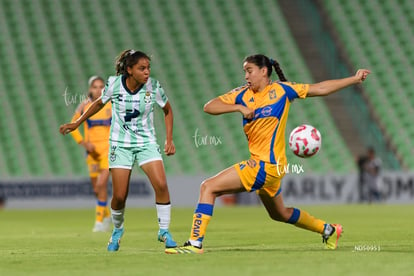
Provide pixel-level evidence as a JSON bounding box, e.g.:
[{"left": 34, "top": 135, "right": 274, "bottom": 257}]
[{"left": 0, "top": 0, "right": 413, "bottom": 208}]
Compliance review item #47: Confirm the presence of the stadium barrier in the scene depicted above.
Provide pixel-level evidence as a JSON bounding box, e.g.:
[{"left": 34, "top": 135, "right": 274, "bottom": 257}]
[{"left": 0, "top": 173, "right": 413, "bottom": 209}]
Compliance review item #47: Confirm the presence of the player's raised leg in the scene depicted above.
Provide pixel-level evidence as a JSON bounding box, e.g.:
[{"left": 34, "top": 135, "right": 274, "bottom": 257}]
[
  {"left": 258, "top": 190, "right": 343, "bottom": 249},
  {"left": 165, "top": 166, "right": 246, "bottom": 254},
  {"left": 107, "top": 168, "right": 131, "bottom": 251},
  {"left": 140, "top": 159, "right": 177, "bottom": 248}
]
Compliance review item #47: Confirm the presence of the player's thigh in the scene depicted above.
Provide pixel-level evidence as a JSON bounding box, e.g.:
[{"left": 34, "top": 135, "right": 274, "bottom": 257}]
[
  {"left": 96, "top": 168, "right": 110, "bottom": 189},
  {"left": 137, "top": 144, "right": 167, "bottom": 188},
  {"left": 140, "top": 160, "right": 167, "bottom": 189},
  {"left": 110, "top": 168, "right": 132, "bottom": 200},
  {"left": 201, "top": 166, "right": 246, "bottom": 195}
]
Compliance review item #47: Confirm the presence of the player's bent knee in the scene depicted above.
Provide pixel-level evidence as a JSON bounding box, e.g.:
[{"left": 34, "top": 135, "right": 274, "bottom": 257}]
[
  {"left": 200, "top": 179, "right": 214, "bottom": 195},
  {"left": 269, "top": 212, "right": 285, "bottom": 222}
]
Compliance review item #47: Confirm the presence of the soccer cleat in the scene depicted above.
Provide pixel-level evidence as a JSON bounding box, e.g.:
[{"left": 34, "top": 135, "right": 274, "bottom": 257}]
[
  {"left": 158, "top": 229, "right": 177, "bottom": 248},
  {"left": 322, "top": 224, "right": 343, "bottom": 249},
  {"left": 165, "top": 241, "right": 204, "bottom": 254},
  {"left": 92, "top": 221, "right": 106, "bottom": 232},
  {"left": 107, "top": 227, "right": 124, "bottom": 251},
  {"left": 93, "top": 218, "right": 112, "bottom": 232},
  {"left": 102, "top": 217, "right": 112, "bottom": 232}
]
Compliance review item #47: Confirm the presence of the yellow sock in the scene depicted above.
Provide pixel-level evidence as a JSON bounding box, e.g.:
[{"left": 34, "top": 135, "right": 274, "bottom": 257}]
[
  {"left": 189, "top": 213, "right": 211, "bottom": 244},
  {"left": 287, "top": 208, "right": 325, "bottom": 234},
  {"left": 188, "top": 203, "right": 214, "bottom": 246},
  {"left": 104, "top": 206, "right": 111, "bottom": 218},
  {"left": 95, "top": 200, "right": 107, "bottom": 223}
]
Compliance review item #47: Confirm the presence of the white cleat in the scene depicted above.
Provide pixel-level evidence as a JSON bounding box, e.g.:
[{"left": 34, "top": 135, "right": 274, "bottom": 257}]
[{"left": 92, "top": 220, "right": 111, "bottom": 232}]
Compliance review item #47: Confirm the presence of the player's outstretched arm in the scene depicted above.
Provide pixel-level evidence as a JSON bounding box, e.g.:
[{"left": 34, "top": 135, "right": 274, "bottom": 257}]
[
  {"left": 59, "top": 97, "right": 106, "bottom": 135},
  {"left": 307, "top": 69, "right": 370, "bottom": 97},
  {"left": 204, "top": 98, "right": 254, "bottom": 119}
]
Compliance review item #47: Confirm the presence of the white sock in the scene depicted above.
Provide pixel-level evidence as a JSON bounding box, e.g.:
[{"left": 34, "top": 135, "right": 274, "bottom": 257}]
[
  {"left": 111, "top": 208, "right": 125, "bottom": 229},
  {"left": 156, "top": 203, "right": 171, "bottom": 230}
]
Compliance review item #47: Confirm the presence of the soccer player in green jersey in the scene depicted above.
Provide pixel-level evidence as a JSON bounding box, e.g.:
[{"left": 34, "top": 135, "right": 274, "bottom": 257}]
[{"left": 60, "top": 50, "right": 177, "bottom": 251}]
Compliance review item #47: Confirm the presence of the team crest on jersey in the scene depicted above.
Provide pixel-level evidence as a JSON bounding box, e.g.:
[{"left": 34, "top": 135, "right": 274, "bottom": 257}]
[
  {"left": 110, "top": 146, "right": 117, "bottom": 162},
  {"left": 269, "top": 89, "right": 277, "bottom": 100},
  {"left": 144, "top": 91, "right": 152, "bottom": 104}
]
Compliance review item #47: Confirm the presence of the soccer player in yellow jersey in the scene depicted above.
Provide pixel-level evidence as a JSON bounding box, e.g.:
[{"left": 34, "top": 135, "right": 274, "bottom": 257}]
[
  {"left": 166, "top": 54, "right": 370, "bottom": 254},
  {"left": 70, "top": 76, "right": 112, "bottom": 232}
]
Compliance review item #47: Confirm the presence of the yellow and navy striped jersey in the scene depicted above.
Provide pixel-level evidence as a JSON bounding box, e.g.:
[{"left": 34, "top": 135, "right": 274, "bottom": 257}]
[
  {"left": 219, "top": 81, "right": 309, "bottom": 166},
  {"left": 70, "top": 99, "right": 112, "bottom": 144}
]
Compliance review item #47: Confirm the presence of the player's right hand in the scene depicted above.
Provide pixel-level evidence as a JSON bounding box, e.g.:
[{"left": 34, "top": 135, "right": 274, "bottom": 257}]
[
  {"left": 239, "top": 106, "right": 255, "bottom": 119},
  {"left": 355, "top": 69, "right": 371, "bottom": 83},
  {"left": 59, "top": 122, "right": 78, "bottom": 135}
]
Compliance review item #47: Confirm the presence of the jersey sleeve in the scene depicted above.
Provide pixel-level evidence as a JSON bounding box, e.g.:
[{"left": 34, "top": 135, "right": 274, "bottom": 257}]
[
  {"left": 70, "top": 104, "right": 84, "bottom": 144},
  {"left": 155, "top": 81, "right": 168, "bottom": 108},
  {"left": 218, "top": 86, "right": 246, "bottom": 104},
  {"left": 101, "top": 76, "right": 116, "bottom": 104},
  {"left": 279, "top": 82, "right": 309, "bottom": 101}
]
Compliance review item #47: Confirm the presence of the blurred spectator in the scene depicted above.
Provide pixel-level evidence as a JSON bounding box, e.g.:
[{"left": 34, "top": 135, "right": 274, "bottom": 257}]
[
  {"left": 364, "top": 147, "right": 382, "bottom": 203},
  {"left": 357, "top": 154, "right": 368, "bottom": 202},
  {"left": 358, "top": 147, "right": 382, "bottom": 203}
]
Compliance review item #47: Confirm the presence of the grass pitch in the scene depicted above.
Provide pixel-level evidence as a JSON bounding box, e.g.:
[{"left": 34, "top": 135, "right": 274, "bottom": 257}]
[{"left": 0, "top": 205, "right": 413, "bottom": 276}]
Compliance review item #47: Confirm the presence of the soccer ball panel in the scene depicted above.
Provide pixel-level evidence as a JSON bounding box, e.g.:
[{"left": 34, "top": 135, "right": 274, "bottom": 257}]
[{"left": 289, "top": 124, "right": 321, "bottom": 158}]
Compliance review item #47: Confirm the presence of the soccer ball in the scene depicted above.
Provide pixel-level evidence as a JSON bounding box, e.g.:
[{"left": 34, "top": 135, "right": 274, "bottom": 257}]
[{"left": 289, "top": 124, "right": 322, "bottom": 158}]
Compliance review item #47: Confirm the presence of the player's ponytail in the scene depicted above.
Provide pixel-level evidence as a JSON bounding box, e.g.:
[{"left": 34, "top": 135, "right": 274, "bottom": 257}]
[
  {"left": 244, "top": 54, "right": 287, "bottom": 81},
  {"left": 115, "top": 49, "right": 151, "bottom": 76},
  {"left": 269, "top": 58, "right": 287, "bottom": 82}
]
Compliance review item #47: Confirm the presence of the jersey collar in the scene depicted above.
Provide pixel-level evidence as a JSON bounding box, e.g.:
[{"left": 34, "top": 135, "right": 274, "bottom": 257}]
[{"left": 121, "top": 75, "right": 144, "bottom": 95}]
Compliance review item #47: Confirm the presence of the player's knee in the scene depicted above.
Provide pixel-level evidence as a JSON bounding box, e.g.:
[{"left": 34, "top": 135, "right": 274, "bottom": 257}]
[
  {"left": 111, "top": 194, "right": 126, "bottom": 207},
  {"left": 268, "top": 207, "right": 291, "bottom": 222},
  {"left": 268, "top": 212, "right": 285, "bottom": 222},
  {"left": 153, "top": 182, "right": 169, "bottom": 196},
  {"left": 111, "top": 200, "right": 125, "bottom": 210},
  {"left": 200, "top": 179, "right": 213, "bottom": 195}
]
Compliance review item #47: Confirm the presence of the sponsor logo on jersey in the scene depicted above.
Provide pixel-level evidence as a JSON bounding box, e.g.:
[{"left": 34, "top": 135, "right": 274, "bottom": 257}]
[{"left": 261, "top": 106, "right": 272, "bottom": 116}]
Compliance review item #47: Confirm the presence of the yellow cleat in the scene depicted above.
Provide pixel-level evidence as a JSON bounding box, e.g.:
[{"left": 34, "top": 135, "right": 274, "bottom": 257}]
[
  {"left": 323, "top": 224, "right": 343, "bottom": 249},
  {"left": 165, "top": 241, "right": 204, "bottom": 254}
]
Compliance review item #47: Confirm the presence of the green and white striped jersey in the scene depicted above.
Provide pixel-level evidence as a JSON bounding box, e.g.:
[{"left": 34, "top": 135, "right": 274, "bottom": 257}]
[{"left": 101, "top": 75, "right": 168, "bottom": 147}]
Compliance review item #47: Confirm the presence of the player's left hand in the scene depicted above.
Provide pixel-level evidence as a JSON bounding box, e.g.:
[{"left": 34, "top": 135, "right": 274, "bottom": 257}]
[
  {"left": 355, "top": 69, "right": 371, "bottom": 83},
  {"left": 164, "top": 140, "right": 176, "bottom": 156}
]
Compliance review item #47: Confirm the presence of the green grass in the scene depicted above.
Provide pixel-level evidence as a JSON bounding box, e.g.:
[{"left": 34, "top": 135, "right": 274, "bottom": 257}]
[{"left": 0, "top": 205, "right": 413, "bottom": 276}]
